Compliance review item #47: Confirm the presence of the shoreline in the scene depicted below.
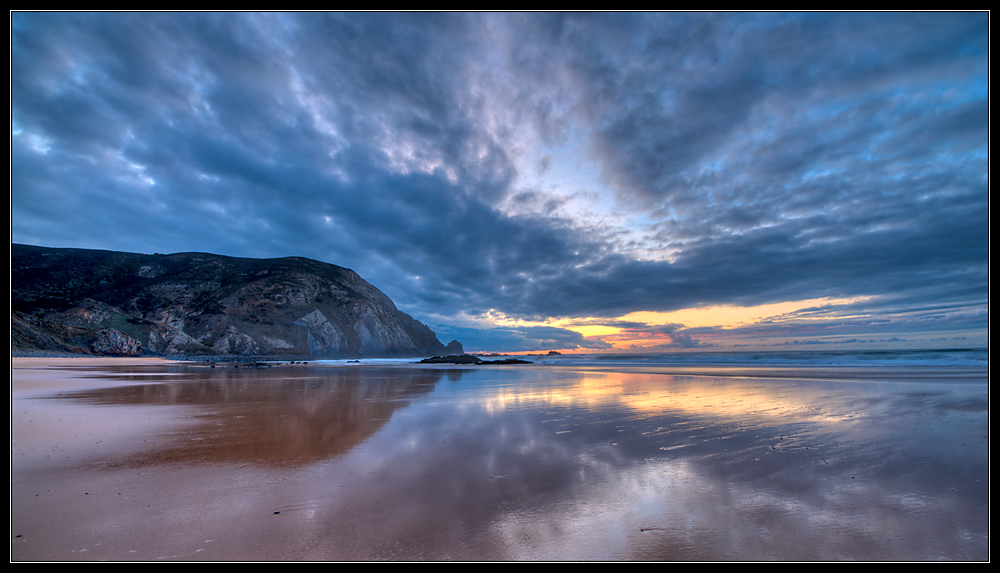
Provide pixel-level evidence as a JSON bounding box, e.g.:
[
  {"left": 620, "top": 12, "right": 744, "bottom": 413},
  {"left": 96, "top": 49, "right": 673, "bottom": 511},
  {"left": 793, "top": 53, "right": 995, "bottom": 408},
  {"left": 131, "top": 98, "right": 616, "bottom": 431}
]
[{"left": 13, "top": 352, "right": 989, "bottom": 373}]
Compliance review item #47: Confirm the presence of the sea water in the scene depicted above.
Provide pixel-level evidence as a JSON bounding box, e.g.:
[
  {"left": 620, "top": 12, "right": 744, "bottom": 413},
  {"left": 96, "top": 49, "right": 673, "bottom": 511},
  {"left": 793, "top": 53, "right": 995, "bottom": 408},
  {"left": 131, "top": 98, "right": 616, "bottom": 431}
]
[{"left": 528, "top": 347, "right": 989, "bottom": 368}]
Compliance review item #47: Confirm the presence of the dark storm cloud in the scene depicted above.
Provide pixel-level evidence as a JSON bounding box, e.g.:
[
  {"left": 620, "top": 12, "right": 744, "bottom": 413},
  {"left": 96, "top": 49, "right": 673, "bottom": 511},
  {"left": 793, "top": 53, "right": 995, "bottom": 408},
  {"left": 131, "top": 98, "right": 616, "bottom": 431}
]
[{"left": 11, "top": 12, "right": 988, "bottom": 349}]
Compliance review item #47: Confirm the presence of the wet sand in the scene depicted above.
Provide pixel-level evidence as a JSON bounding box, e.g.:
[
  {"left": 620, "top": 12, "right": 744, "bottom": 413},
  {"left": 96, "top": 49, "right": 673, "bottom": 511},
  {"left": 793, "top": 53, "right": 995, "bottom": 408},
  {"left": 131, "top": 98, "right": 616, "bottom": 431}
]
[{"left": 10, "top": 357, "right": 989, "bottom": 561}]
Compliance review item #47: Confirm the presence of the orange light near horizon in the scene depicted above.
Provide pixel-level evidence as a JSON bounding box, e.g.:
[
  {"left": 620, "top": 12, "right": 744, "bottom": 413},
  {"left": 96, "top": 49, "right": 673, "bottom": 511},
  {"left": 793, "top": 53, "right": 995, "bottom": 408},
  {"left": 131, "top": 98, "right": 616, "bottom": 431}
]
[
  {"left": 620, "top": 296, "right": 870, "bottom": 330},
  {"left": 470, "top": 296, "right": 873, "bottom": 354},
  {"left": 549, "top": 296, "right": 870, "bottom": 334}
]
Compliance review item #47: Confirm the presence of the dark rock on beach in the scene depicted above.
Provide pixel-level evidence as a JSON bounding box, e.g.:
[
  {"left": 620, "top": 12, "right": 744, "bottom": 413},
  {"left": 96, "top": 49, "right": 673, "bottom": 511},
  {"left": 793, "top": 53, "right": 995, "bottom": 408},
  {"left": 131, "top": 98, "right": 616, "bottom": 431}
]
[
  {"left": 419, "top": 354, "right": 533, "bottom": 365},
  {"left": 420, "top": 354, "right": 484, "bottom": 364}
]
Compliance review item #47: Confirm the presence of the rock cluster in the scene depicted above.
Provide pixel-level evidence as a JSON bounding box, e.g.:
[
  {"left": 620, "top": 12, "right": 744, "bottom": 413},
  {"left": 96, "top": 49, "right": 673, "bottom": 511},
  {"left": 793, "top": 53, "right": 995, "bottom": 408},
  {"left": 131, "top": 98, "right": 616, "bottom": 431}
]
[
  {"left": 419, "top": 355, "right": 532, "bottom": 365},
  {"left": 90, "top": 328, "right": 142, "bottom": 356}
]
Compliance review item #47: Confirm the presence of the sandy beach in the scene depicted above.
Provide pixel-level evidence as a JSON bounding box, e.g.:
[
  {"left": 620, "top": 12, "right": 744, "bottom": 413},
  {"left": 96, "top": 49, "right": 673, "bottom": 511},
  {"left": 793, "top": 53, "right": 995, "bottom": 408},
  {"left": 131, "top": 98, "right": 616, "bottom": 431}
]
[{"left": 10, "top": 357, "right": 989, "bottom": 561}]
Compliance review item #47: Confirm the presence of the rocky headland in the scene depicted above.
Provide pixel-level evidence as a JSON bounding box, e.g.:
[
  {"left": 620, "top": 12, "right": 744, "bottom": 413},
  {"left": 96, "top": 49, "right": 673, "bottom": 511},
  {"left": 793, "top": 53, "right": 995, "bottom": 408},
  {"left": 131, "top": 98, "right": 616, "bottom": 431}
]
[{"left": 12, "top": 244, "right": 461, "bottom": 359}]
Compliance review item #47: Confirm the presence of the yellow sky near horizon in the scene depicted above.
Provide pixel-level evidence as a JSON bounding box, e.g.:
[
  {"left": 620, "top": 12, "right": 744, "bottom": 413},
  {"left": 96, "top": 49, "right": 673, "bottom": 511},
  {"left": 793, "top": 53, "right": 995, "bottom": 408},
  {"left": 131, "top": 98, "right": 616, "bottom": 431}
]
[
  {"left": 475, "top": 295, "right": 873, "bottom": 354},
  {"left": 550, "top": 296, "right": 872, "bottom": 350}
]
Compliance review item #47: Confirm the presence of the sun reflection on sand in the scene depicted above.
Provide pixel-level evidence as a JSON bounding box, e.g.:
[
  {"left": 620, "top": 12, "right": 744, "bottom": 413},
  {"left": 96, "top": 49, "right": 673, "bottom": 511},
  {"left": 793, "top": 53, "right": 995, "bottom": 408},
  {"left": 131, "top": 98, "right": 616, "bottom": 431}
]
[{"left": 476, "top": 370, "right": 845, "bottom": 425}]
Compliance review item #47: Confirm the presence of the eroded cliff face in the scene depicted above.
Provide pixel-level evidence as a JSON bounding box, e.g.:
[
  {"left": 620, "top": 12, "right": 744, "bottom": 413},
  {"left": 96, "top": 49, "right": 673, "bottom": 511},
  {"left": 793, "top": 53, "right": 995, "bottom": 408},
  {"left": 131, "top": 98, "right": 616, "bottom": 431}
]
[{"left": 12, "top": 244, "right": 454, "bottom": 358}]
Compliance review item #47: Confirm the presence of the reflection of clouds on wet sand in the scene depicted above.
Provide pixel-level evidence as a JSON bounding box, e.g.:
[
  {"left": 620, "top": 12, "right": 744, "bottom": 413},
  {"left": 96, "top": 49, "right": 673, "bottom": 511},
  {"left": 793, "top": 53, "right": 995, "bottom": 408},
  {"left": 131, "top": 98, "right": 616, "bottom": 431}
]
[
  {"left": 45, "top": 366, "right": 449, "bottom": 467},
  {"left": 11, "top": 361, "right": 988, "bottom": 560},
  {"left": 487, "top": 448, "right": 986, "bottom": 560},
  {"left": 305, "top": 368, "right": 987, "bottom": 560}
]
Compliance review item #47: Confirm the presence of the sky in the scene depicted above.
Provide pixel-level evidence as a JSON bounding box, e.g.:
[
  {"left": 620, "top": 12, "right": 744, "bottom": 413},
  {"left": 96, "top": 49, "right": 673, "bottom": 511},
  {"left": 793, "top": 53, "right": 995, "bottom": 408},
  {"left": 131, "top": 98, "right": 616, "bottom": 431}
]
[{"left": 11, "top": 12, "right": 989, "bottom": 354}]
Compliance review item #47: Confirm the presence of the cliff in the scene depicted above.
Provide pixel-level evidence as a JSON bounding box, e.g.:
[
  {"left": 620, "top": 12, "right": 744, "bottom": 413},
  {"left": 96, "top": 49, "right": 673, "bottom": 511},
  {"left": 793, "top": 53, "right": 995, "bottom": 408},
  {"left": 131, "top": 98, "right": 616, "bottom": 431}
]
[{"left": 12, "top": 244, "right": 457, "bottom": 358}]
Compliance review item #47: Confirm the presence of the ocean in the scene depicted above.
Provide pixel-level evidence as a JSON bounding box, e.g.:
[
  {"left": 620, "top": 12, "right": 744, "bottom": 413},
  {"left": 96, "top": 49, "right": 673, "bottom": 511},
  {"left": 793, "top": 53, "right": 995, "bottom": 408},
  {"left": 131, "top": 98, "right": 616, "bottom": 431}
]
[{"left": 521, "top": 347, "right": 989, "bottom": 368}]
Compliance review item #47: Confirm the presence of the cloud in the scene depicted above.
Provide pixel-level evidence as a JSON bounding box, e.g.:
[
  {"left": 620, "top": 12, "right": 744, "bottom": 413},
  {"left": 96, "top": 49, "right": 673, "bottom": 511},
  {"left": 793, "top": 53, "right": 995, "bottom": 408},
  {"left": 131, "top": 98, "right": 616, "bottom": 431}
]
[{"left": 11, "top": 13, "right": 989, "bottom": 352}]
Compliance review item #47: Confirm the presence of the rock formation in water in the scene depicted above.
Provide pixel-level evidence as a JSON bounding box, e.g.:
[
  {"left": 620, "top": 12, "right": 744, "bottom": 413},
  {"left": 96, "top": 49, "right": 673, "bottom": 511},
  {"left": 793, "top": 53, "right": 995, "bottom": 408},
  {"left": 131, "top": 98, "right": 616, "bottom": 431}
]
[
  {"left": 444, "top": 339, "right": 464, "bottom": 355},
  {"left": 12, "top": 244, "right": 457, "bottom": 358}
]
